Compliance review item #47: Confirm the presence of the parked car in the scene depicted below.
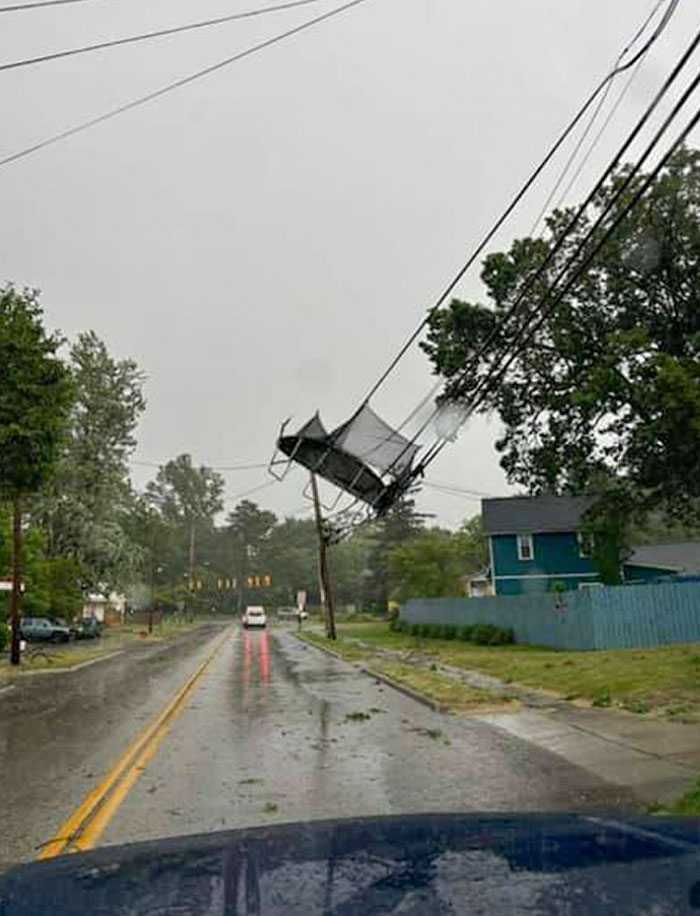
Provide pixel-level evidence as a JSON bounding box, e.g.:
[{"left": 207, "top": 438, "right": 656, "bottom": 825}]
[
  {"left": 20, "top": 617, "right": 71, "bottom": 643},
  {"left": 277, "top": 607, "right": 308, "bottom": 621},
  {"left": 242, "top": 606, "right": 267, "bottom": 628},
  {"left": 75, "top": 617, "right": 102, "bottom": 639},
  {"left": 52, "top": 617, "right": 80, "bottom": 640}
]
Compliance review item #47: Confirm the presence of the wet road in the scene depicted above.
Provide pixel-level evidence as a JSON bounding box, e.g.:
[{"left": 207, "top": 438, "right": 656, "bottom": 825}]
[{"left": 1, "top": 624, "right": 637, "bottom": 866}]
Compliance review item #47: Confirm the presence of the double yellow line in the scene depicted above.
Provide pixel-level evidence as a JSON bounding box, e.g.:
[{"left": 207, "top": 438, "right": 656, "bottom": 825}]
[{"left": 38, "top": 629, "right": 231, "bottom": 860}]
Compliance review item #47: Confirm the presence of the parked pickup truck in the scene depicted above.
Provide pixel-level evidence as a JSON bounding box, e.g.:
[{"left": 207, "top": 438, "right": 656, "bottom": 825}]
[{"left": 20, "top": 617, "right": 71, "bottom": 643}]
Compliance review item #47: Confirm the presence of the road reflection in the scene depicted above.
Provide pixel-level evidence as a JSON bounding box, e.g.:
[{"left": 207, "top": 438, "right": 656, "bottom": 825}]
[{"left": 241, "top": 629, "right": 271, "bottom": 695}]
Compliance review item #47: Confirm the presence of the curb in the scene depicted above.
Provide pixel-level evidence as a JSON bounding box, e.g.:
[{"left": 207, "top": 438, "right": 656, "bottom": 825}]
[
  {"left": 294, "top": 633, "right": 446, "bottom": 713},
  {"left": 294, "top": 633, "right": 347, "bottom": 662},
  {"left": 4, "top": 649, "right": 123, "bottom": 679},
  {"left": 361, "top": 666, "right": 446, "bottom": 713}
]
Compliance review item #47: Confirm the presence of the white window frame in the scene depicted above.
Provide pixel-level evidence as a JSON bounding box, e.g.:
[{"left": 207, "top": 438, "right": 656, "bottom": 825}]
[
  {"left": 578, "top": 531, "right": 594, "bottom": 559},
  {"left": 517, "top": 533, "right": 534, "bottom": 561}
]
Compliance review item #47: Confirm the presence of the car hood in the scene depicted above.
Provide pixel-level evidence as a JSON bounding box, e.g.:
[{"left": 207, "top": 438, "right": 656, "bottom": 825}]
[{"left": 1, "top": 813, "right": 700, "bottom": 914}]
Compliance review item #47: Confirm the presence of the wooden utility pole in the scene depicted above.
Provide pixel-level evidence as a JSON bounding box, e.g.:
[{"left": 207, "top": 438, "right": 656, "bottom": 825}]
[
  {"left": 310, "top": 472, "right": 336, "bottom": 640},
  {"left": 188, "top": 517, "right": 196, "bottom": 622},
  {"left": 10, "top": 495, "right": 22, "bottom": 666}
]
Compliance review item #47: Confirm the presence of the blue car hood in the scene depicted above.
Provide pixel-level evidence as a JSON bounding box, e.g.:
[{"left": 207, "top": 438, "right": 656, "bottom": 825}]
[{"left": 1, "top": 813, "right": 699, "bottom": 914}]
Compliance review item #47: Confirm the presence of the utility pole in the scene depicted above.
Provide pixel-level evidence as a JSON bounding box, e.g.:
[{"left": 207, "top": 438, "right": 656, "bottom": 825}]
[
  {"left": 10, "top": 495, "right": 22, "bottom": 666},
  {"left": 310, "top": 472, "right": 336, "bottom": 640},
  {"left": 188, "top": 517, "right": 196, "bottom": 623}
]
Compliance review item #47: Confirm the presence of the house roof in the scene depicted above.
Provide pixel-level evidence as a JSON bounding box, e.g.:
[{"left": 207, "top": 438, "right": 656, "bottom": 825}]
[
  {"left": 627, "top": 542, "right": 700, "bottom": 574},
  {"left": 482, "top": 494, "right": 595, "bottom": 535}
]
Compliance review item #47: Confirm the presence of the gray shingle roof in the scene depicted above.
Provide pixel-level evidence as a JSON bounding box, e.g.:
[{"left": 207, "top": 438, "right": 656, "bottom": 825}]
[
  {"left": 482, "top": 494, "right": 595, "bottom": 535},
  {"left": 627, "top": 542, "right": 700, "bottom": 574}
]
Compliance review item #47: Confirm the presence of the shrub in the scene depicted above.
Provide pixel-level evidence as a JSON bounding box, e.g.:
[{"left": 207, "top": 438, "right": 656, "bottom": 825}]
[
  {"left": 442, "top": 625, "right": 456, "bottom": 640},
  {"left": 388, "top": 618, "right": 400, "bottom": 632},
  {"left": 409, "top": 623, "right": 422, "bottom": 637},
  {"left": 0, "top": 623, "right": 8, "bottom": 653},
  {"left": 458, "top": 625, "right": 474, "bottom": 641},
  {"left": 471, "top": 623, "right": 515, "bottom": 646},
  {"left": 419, "top": 623, "right": 431, "bottom": 638}
]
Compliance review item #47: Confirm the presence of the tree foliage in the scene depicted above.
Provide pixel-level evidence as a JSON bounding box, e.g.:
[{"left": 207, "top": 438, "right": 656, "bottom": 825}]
[
  {"left": 0, "top": 286, "right": 73, "bottom": 498},
  {"left": 39, "top": 331, "right": 146, "bottom": 591},
  {"left": 388, "top": 516, "right": 486, "bottom": 602},
  {"left": 422, "top": 147, "right": 700, "bottom": 525}
]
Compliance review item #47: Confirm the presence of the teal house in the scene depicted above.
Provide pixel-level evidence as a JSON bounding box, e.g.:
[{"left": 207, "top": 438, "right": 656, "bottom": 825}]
[{"left": 481, "top": 495, "right": 696, "bottom": 596}]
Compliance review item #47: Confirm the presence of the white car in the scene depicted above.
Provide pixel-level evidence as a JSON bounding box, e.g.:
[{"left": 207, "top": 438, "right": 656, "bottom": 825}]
[{"left": 243, "top": 606, "right": 267, "bottom": 628}]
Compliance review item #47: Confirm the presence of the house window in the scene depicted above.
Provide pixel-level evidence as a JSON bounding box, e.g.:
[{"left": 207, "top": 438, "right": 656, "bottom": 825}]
[
  {"left": 578, "top": 532, "right": 595, "bottom": 558},
  {"left": 517, "top": 533, "right": 534, "bottom": 561}
]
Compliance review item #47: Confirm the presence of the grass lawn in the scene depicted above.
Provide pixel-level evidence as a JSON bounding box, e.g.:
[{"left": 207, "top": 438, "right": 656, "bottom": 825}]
[
  {"left": 103, "top": 615, "right": 224, "bottom": 644},
  {"left": 672, "top": 776, "right": 700, "bottom": 814},
  {"left": 299, "top": 631, "right": 517, "bottom": 714},
  {"left": 371, "top": 662, "right": 518, "bottom": 714},
  {"left": 305, "top": 622, "right": 700, "bottom": 719},
  {"left": 0, "top": 643, "right": 117, "bottom": 677}
]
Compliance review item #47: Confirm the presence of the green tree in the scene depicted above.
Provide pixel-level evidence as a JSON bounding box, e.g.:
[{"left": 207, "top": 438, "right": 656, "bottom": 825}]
[
  {"left": 388, "top": 529, "right": 467, "bottom": 601},
  {"left": 225, "top": 501, "right": 277, "bottom": 610},
  {"left": 422, "top": 147, "right": 700, "bottom": 527},
  {"left": 40, "top": 331, "right": 146, "bottom": 591},
  {"left": 145, "top": 455, "right": 224, "bottom": 614},
  {"left": 0, "top": 287, "right": 73, "bottom": 663},
  {"left": 454, "top": 515, "right": 488, "bottom": 572},
  {"left": 362, "top": 495, "right": 428, "bottom": 611},
  {"left": 261, "top": 516, "right": 317, "bottom": 607}
]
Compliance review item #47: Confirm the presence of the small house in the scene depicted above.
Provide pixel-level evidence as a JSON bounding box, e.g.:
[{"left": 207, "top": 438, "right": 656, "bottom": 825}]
[
  {"left": 481, "top": 495, "right": 696, "bottom": 596},
  {"left": 482, "top": 495, "right": 598, "bottom": 595}
]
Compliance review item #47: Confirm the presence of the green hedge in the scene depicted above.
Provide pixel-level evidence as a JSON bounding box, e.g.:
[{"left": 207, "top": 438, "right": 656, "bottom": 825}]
[{"left": 391, "top": 618, "right": 515, "bottom": 646}]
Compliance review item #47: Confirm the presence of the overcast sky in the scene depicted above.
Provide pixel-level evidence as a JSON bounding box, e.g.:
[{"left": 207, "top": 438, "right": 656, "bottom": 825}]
[{"left": 0, "top": 0, "right": 696, "bottom": 528}]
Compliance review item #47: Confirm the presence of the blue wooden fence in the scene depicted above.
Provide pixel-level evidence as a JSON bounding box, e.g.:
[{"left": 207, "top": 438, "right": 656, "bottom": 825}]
[{"left": 400, "top": 580, "right": 700, "bottom": 650}]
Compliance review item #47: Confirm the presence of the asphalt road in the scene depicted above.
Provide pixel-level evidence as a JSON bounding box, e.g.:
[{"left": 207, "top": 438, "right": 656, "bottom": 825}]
[{"left": 0, "top": 623, "right": 637, "bottom": 868}]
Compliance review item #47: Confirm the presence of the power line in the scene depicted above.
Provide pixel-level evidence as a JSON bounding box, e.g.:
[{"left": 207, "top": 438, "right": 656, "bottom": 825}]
[
  {"left": 424, "top": 479, "right": 498, "bottom": 499},
  {"left": 0, "top": 0, "right": 106, "bottom": 11},
  {"left": 224, "top": 480, "right": 277, "bottom": 503},
  {"left": 0, "top": 0, "right": 372, "bottom": 169},
  {"left": 392, "top": 18, "right": 700, "bottom": 481},
  {"left": 131, "top": 458, "right": 281, "bottom": 472},
  {"left": 529, "top": 0, "right": 673, "bottom": 234},
  {"left": 421, "top": 65, "right": 700, "bottom": 479},
  {"left": 358, "top": 0, "right": 681, "bottom": 409},
  {"left": 0, "top": 0, "right": 330, "bottom": 73}
]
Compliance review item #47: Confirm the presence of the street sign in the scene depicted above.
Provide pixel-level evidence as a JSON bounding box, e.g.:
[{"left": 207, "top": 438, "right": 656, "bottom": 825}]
[{"left": 0, "top": 579, "right": 24, "bottom": 593}]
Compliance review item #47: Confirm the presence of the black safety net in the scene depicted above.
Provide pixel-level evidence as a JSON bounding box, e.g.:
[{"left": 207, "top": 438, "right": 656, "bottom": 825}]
[{"left": 277, "top": 405, "right": 420, "bottom": 511}]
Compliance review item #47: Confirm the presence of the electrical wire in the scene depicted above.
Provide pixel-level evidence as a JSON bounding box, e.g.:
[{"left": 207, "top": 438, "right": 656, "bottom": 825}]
[
  {"left": 420, "top": 75, "right": 700, "bottom": 479},
  {"left": 529, "top": 0, "right": 672, "bottom": 234},
  {"left": 131, "top": 458, "right": 284, "bottom": 472},
  {"left": 391, "top": 20, "right": 700, "bottom": 481},
  {"left": 551, "top": 54, "right": 646, "bottom": 215},
  {"left": 0, "top": 0, "right": 331, "bottom": 73},
  {"left": 0, "top": 0, "right": 373, "bottom": 169},
  {"left": 424, "top": 480, "right": 497, "bottom": 499},
  {"left": 0, "top": 0, "right": 106, "bottom": 11},
  {"left": 224, "top": 480, "right": 277, "bottom": 503},
  {"left": 357, "top": 0, "right": 682, "bottom": 409}
]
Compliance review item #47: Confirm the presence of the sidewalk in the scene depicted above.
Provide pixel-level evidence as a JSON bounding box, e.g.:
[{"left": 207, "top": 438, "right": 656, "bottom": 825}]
[
  {"left": 299, "top": 629, "right": 700, "bottom": 808},
  {"left": 475, "top": 704, "right": 700, "bottom": 806}
]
